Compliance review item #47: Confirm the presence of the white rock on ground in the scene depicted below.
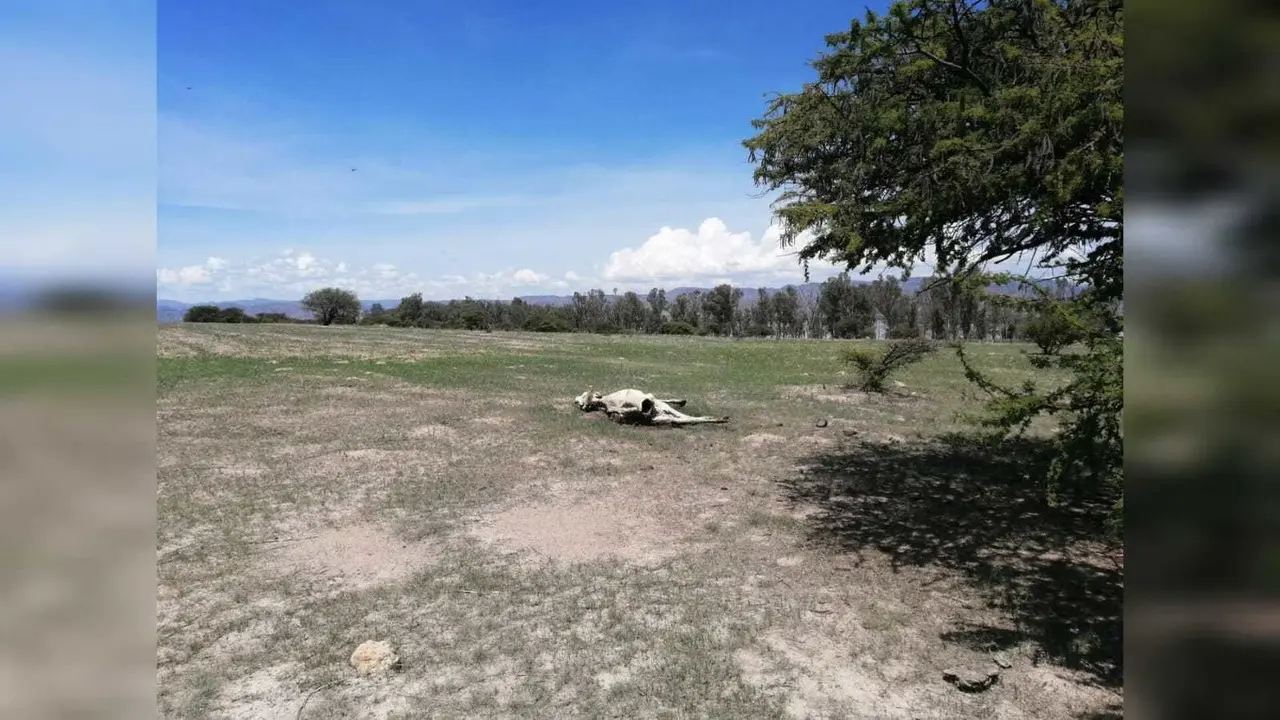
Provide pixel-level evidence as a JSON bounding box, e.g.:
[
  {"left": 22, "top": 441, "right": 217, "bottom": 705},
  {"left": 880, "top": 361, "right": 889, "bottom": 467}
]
[{"left": 349, "top": 640, "right": 399, "bottom": 677}]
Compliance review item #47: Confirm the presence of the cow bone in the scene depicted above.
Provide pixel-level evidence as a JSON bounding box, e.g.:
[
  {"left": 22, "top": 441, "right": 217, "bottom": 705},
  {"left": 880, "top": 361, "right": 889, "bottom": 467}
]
[{"left": 573, "top": 389, "right": 729, "bottom": 426}]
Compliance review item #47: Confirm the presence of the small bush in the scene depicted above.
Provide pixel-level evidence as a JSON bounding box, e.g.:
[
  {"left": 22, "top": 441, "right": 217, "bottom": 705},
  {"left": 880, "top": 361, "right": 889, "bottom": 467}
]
[
  {"left": 182, "top": 304, "right": 221, "bottom": 323},
  {"left": 841, "top": 338, "right": 937, "bottom": 392},
  {"left": 659, "top": 321, "right": 696, "bottom": 335},
  {"left": 524, "top": 313, "right": 570, "bottom": 333},
  {"left": 1023, "top": 308, "right": 1084, "bottom": 355},
  {"left": 216, "top": 307, "right": 255, "bottom": 323}
]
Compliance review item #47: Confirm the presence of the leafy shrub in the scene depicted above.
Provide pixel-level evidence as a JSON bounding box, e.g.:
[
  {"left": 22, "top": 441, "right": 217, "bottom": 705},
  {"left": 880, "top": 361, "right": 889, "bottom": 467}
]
[
  {"left": 182, "top": 304, "right": 221, "bottom": 323},
  {"left": 659, "top": 321, "right": 696, "bottom": 335},
  {"left": 524, "top": 313, "right": 571, "bottom": 333},
  {"left": 840, "top": 338, "right": 937, "bottom": 392},
  {"left": 834, "top": 315, "right": 870, "bottom": 339},
  {"left": 1023, "top": 306, "right": 1085, "bottom": 355},
  {"left": 216, "top": 307, "right": 255, "bottom": 323}
]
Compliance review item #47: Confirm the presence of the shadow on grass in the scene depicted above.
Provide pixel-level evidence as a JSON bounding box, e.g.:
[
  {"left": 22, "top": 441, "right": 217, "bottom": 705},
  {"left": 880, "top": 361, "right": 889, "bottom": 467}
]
[{"left": 780, "top": 433, "right": 1122, "bottom": 689}]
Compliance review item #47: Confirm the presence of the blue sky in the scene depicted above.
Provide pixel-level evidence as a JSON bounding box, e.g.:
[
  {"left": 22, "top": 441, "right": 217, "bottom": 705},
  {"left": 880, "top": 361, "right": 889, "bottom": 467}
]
[
  {"left": 0, "top": 1, "right": 155, "bottom": 287},
  {"left": 0, "top": 2, "right": 1172, "bottom": 304},
  {"left": 155, "top": 0, "right": 888, "bottom": 301}
]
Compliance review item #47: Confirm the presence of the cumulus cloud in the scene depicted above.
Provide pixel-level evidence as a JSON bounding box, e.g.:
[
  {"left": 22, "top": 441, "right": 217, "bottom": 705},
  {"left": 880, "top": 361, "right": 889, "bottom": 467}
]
[
  {"left": 512, "top": 268, "right": 544, "bottom": 285},
  {"left": 594, "top": 217, "right": 1050, "bottom": 289},
  {"left": 601, "top": 218, "right": 824, "bottom": 285},
  {"left": 156, "top": 257, "right": 227, "bottom": 286},
  {"left": 157, "top": 249, "right": 565, "bottom": 301}
]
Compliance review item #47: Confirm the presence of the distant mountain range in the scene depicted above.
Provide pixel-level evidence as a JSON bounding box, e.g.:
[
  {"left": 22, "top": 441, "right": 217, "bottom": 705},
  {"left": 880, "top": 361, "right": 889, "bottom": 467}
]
[{"left": 157, "top": 277, "right": 1068, "bottom": 323}]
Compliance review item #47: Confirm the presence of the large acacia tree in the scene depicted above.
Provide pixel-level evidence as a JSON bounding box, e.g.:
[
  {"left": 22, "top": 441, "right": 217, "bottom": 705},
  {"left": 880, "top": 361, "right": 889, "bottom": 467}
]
[
  {"left": 745, "top": 0, "right": 1123, "bottom": 518},
  {"left": 301, "top": 287, "right": 361, "bottom": 326}
]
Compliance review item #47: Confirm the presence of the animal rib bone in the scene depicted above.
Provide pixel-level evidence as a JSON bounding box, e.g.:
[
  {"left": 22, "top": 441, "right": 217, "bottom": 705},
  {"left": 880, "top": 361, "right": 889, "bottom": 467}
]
[{"left": 573, "top": 388, "right": 729, "bottom": 426}]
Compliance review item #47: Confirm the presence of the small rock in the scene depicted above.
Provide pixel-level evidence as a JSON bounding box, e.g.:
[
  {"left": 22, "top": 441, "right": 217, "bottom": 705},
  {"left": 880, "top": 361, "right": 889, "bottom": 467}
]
[
  {"left": 893, "top": 380, "right": 906, "bottom": 387},
  {"left": 942, "top": 666, "right": 999, "bottom": 693},
  {"left": 842, "top": 428, "right": 859, "bottom": 437},
  {"left": 776, "top": 422, "right": 784, "bottom": 427},
  {"left": 815, "top": 419, "right": 829, "bottom": 428},
  {"left": 993, "top": 653, "right": 1013, "bottom": 669},
  {"left": 350, "top": 640, "right": 400, "bottom": 677}
]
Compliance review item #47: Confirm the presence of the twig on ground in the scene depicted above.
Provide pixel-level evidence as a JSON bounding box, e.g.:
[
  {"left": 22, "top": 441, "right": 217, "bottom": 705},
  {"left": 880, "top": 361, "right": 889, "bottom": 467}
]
[
  {"left": 248, "top": 535, "right": 319, "bottom": 545},
  {"left": 297, "top": 680, "right": 344, "bottom": 719}
]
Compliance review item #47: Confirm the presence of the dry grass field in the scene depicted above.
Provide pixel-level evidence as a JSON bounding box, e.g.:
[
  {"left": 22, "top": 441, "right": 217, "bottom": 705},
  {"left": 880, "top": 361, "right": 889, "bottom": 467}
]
[{"left": 156, "top": 323, "right": 1122, "bottom": 719}]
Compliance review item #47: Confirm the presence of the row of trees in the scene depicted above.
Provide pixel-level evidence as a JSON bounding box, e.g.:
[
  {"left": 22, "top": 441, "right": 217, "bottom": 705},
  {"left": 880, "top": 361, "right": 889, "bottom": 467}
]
[
  {"left": 186, "top": 276, "right": 1081, "bottom": 349},
  {"left": 378, "top": 275, "right": 1075, "bottom": 343}
]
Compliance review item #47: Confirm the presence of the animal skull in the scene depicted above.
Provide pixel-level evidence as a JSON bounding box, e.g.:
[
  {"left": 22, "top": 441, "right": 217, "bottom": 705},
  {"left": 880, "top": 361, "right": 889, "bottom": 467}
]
[{"left": 574, "top": 388, "right": 728, "bottom": 426}]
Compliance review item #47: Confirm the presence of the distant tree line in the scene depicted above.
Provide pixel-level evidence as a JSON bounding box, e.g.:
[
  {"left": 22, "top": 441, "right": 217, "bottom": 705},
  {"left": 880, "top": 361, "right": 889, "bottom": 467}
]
[
  {"left": 183, "top": 275, "right": 1080, "bottom": 344},
  {"left": 182, "top": 305, "right": 294, "bottom": 324}
]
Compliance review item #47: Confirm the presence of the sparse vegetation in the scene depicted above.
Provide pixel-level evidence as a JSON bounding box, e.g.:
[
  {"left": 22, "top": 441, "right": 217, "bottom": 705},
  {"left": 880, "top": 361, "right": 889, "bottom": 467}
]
[
  {"left": 841, "top": 338, "right": 938, "bottom": 392},
  {"left": 659, "top": 320, "right": 696, "bottom": 335},
  {"left": 154, "top": 0, "right": 1125, "bottom": 715},
  {"left": 156, "top": 324, "right": 1121, "bottom": 718}
]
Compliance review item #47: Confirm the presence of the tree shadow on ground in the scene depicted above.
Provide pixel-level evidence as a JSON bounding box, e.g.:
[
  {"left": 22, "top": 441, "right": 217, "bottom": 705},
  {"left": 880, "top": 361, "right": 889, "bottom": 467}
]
[{"left": 780, "top": 433, "right": 1122, "bottom": 689}]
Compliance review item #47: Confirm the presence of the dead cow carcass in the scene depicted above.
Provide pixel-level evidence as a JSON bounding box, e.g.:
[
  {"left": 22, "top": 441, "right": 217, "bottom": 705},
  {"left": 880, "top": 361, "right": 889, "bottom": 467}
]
[{"left": 573, "top": 389, "right": 729, "bottom": 426}]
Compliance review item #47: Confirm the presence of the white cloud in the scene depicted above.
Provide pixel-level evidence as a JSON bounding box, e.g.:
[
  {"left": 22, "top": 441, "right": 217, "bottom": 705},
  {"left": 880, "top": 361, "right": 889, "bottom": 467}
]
[
  {"left": 512, "top": 268, "right": 544, "bottom": 285},
  {"left": 155, "top": 257, "right": 228, "bottom": 287},
  {"left": 600, "top": 218, "right": 827, "bottom": 285},
  {"left": 158, "top": 250, "right": 572, "bottom": 302},
  {"left": 564, "top": 271, "right": 581, "bottom": 281}
]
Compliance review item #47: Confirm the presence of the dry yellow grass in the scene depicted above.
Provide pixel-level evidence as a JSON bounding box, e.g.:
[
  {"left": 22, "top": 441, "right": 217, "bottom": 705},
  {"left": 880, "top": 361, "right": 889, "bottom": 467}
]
[{"left": 156, "top": 323, "right": 1121, "bottom": 719}]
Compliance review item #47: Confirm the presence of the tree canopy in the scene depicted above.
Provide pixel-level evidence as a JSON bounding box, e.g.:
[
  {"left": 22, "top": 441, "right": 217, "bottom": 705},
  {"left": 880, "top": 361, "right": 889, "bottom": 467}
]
[
  {"left": 744, "top": 0, "right": 1122, "bottom": 300},
  {"left": 301, "top": 287, "right": 361, "bottom": 326},
  {"left": 745, "top": 0, "right": 1124, "bottom": 520}
]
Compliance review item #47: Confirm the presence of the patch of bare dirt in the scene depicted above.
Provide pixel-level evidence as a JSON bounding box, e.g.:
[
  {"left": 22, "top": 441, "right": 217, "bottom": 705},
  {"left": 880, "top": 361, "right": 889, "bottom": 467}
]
[
  {"left": 215, "top": 663, "right": 301, "bottom": 720},
  {"left": 211, "top": 462, "right": 268, "bottom": 478},
  {"left": 157, "top": 327, "right": 253, "bottom": 358},
  {"left": 294, "top": 448, "right": 450, "bottom": 480},
  {"left": 741, "top": 432, "right": 787, "bottom": 448},
  {"left": 781, "top": 385, "right": 871, "bottom": 405},
  {"left": 264, "top": 522, "right": 439, "bottom": 591},
  {"left": 470, "top": 487, "right": 691, "bottom": 566},
  {"left": 407, "top": 424, "right": 459, "bottom": 441},
  {"left": 735, "top": 630, "right": 954, "bottom": 719}
]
